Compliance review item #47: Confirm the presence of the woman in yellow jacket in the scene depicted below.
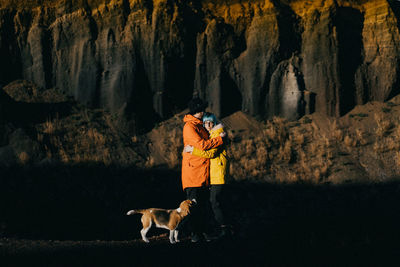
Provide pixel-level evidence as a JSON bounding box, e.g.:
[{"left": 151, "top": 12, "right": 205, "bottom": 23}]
[{"left": 184, "top": 113, "right": 230, "bottom": 237}]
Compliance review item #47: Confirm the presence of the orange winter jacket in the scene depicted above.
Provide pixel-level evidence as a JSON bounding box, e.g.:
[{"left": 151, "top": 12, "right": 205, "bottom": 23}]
[
  {"left": 181, "top": 114, "right": 223, "bottom": 190},
  {"left": 192, "top": 124, "right": 228, "bottom": 185}
]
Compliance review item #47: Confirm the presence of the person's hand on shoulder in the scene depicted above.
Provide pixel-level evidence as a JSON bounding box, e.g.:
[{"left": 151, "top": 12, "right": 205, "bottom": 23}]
[{"left": 220, "top": 132, "right": 227, "bottom": 138}]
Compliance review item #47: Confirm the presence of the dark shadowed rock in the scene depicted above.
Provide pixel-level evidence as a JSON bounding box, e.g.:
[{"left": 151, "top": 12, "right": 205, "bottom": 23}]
[
  {"left": 0, "top": 145, "right": 15, "bottom": 167},
  {"left": 0, "top": 80, "right": 72, "bottom": 124}
]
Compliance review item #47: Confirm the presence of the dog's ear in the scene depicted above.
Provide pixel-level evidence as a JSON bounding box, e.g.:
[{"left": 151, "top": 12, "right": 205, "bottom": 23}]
[{"left": 180, "top": 202, "right": 191, "bottom": 216}]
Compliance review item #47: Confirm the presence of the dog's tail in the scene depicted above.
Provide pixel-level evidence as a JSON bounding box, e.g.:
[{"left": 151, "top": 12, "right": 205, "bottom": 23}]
[{"left": 126, "top": 209, "right": 146, "bottom": 215}]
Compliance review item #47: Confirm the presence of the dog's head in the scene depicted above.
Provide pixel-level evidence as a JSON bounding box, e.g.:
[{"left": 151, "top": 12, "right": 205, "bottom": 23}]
[{"left": 179, "top": 199, "right": 194, "bottom": 217}]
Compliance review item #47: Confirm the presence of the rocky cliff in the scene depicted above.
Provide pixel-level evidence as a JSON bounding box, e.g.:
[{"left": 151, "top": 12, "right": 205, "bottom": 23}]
[{"left": 0, "top": 0, "right": 399, "bottom": 132}]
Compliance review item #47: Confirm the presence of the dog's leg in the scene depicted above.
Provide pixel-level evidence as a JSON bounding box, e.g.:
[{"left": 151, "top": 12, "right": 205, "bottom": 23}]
[
  {"left": 141, "top": 227, "right": 151, "bottom": 243},
  {"left": 174, "top": 230, "right": 180, "bottom": 243},
  {"left": 141, "top": 217, "right": 151, "bottom": 243},
  {"left": 169, "top": 230, "right": 176, "bottom": 244}
]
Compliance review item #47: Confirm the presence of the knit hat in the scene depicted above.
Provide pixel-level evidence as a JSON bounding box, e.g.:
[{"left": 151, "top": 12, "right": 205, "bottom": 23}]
[
  {"left": 188, "top": 97, "right": 208, "bottom": 115},
  {"left": 202, "top": 112, "right": 218, "bottom": 124}
]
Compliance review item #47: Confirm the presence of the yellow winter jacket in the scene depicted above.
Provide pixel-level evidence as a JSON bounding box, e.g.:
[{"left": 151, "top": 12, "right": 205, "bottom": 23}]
[{"left": 192, "top": 124, "right": 228, "bottom": 185}]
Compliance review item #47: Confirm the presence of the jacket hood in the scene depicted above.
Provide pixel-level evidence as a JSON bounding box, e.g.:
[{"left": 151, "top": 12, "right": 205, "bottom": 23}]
[
  {"left": 183, "top": 114, "right": 202, "bottom": 124},
  {"left": 210, "top": 123, "right": 225, "bottom": 135},
  {"left": 211, "top": 123, "right": 224, "bottom": 131}
]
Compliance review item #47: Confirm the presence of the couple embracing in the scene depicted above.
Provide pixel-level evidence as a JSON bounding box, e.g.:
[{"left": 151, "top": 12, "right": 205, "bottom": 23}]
[{"left": 181, "top": 97, "right": 231, "bottom": 242}]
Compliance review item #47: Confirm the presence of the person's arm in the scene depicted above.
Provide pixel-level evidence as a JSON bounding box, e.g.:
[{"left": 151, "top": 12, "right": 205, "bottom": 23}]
[
  {"left": 192, "top": 147, "right": 219, "bottom": 159},
  {"left": 183, "top": 125, "right": 223, "bottom": 150}
]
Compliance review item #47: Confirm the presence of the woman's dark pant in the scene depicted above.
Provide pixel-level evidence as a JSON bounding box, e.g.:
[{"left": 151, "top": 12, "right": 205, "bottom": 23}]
[{"left": 210, "top": 184, "right": 225, "bottom": 226}]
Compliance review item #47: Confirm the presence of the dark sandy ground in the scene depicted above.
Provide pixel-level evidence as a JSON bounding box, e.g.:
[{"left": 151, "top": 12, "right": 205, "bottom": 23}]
[{"left": 1, "top": 166, "right": 400, "bottom": 266}]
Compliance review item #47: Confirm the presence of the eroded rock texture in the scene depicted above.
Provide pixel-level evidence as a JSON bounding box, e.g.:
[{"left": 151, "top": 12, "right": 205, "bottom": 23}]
[{"left": 0, "top": 0, "right": 399, "bottom": 132}]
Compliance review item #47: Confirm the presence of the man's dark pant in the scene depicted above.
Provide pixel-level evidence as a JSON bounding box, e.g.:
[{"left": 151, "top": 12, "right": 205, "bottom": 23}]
[{"left": 184, "top": 187, "right": 209, "bottom": 235}]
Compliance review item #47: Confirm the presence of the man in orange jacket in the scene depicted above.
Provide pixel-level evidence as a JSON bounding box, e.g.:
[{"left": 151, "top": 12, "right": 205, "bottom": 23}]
[{"left": 181, "top": 97, "right": 225, "bottom": 242}]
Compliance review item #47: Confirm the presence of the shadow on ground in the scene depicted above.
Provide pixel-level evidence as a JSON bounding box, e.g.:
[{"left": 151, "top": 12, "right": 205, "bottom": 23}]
[{"left": 0, "top": 164, "right": 400, "bottom": 266}]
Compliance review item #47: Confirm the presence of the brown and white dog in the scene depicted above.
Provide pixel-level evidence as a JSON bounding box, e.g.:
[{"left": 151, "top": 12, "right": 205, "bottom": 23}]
[{"left": 126, "top": 199, "right": 194, "bottom": 244}]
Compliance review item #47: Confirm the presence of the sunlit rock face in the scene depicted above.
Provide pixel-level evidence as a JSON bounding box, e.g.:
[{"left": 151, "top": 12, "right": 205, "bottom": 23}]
[
  {"left": 0, "top": 0, "right": 399, "bottom": 129},
  {"left": 269, "top": 58, "right": 304, "bottom": 121}
]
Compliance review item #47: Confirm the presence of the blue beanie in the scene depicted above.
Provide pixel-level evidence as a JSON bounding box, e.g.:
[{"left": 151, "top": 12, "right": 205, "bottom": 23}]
[{"left": 202, "top": 113, "right": 218, "bottom": 124}]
